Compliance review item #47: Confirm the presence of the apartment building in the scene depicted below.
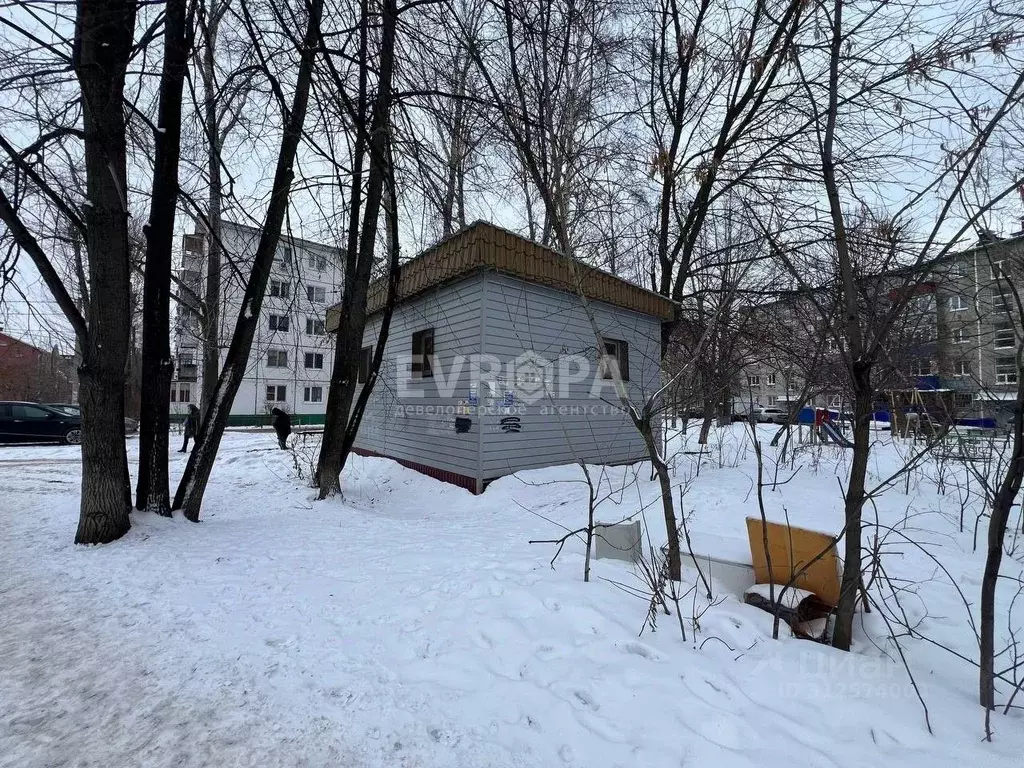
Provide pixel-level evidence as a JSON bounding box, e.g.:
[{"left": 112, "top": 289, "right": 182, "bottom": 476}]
[
  {"left": 934, "top": 230, "right": 1024, "bottom": 424},
  {"left": 171, "top": 221, "right": 342, "bottom": 424},
  {"left": 738, "top": 228, "right": 1024, "bottom": 426}
]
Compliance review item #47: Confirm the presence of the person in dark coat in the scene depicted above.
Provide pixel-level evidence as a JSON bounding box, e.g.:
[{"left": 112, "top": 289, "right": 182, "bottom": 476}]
[
  {"left": 271, "top": 407, "right": 291, "bottom": 450},
  {"left": 180, "top": 404, "right": 200, "bottom": 453}
]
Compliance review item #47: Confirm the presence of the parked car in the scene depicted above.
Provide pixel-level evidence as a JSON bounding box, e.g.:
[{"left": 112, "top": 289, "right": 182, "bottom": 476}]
[
  {"left": 0, "top": 402, "right": 83, "bottom": 445},
  {"left": 46, "top": 403, "right": 138, "bottom": 434},
  {"left": 755, "top": 406, "right": 790, "bottom": 425}
]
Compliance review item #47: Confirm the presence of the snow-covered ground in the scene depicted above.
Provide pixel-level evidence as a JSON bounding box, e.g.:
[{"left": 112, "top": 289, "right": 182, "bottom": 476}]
[{"left": 2, "top": 426, "right": 1022, "bottom": 767}]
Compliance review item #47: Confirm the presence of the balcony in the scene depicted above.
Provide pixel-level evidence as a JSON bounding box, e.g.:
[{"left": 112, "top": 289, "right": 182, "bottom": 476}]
[{"left": 177, "top": 363, "right": 199, "bottom": 382}]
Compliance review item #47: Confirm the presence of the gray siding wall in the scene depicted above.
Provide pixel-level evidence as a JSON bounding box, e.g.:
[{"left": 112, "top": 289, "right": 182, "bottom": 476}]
[
  {"left": 352, "top": 269, "right": 663, "bottom": 487},
  {"left": 353, "top": 274, "right": 484, "bottom": 481},
  {"left": 479, "top": 272, "right": 661, "bottom": 480}
]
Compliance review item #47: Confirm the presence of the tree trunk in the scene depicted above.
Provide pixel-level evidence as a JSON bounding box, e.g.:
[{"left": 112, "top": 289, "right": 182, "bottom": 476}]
[
  {"left": 698, "top": 396, "right": 715, "bottom": 444},
  {"left": 172, "top": 0, "right": 323, "bottom": 520},
  {"left": 335, "top": 149, "right": 403, "bottom": 470},
  {"left": 316, "top": 0, "right": 398, "bottom": 498},
  {"left": 638, "top": 415, "right": 681, "bottom": 581},
  {"left": 73, "top": 0, "right": 137, "bottom": 544},
  {"left": 832, "top": 362, "right": 872, "bottom": 650},
  {"left": 980, "top": 372, "right": 1024, "bottom": 713},
  {"left": 200, "top": 3, "right": 223, "bottom": 419},
  {"left": 136, "top": 0, "right": 191, "bottom": 514}
]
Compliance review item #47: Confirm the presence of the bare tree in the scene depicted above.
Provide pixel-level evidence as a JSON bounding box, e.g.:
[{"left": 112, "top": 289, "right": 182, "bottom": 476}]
[
  {"left": 0, "top": 0, "right": 149, "bottom": 542},
  {"left": 315, "top": 0, "right": 401, "bottom": 498},
  {"left": 759, "top": 0, "right": 1024, "bottom": 651},
  {"left": 136, "top": 0, "right": 195, "bottom": 515},
  {"left": 398, "top": 0, "right": 488, "bottom": 240},
  {"left": 173, "top": 0, "right": 325, "bottom": 519}
]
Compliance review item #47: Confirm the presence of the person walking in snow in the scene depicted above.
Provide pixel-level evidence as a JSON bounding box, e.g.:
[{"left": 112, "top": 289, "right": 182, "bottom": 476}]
[
  {"left": 271, "top": 407, "right": 291, "bottom": 450},
  {"left": 180, "top": 404, "right": 200, "bottom": 453}
]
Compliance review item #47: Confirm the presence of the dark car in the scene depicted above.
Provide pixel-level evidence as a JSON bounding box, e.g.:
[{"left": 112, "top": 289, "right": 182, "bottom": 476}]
[
  {"left": 0, "top": 402, "right": 83, "bottom": 445},
  {"left": 46, "top": 403, "right": 138, "bottom": 435}
]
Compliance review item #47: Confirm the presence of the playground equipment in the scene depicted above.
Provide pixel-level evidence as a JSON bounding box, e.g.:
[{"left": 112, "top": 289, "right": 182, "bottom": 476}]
[{"left": 819, "top": 420, "right": 854, "bottom": 447}]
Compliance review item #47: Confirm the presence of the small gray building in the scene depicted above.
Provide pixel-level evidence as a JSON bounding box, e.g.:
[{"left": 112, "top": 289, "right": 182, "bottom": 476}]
[{"left": 326, "top": 221, "right": 673, "bottom": 492}]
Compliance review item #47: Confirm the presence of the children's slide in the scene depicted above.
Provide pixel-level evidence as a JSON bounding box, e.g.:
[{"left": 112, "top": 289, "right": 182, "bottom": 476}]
[{"left": 820, "top": 421, "right": 854, "bottom": 448}]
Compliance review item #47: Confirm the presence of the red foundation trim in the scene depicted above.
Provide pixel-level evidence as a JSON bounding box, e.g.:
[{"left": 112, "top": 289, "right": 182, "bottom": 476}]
[{"left": 351, "top": 446, "right": 479, "bottom": 493}]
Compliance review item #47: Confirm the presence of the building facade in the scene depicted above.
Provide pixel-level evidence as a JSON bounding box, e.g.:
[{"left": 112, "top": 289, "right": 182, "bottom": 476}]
[
  {"left": 737, "top": 229, "right": 1024, "bottom": 426},
  {"left": 0, "top": 331, "right": 75, "bottom": 403},
  {"left": 171, "top": 221, "right": 343, "bottom": 424}
]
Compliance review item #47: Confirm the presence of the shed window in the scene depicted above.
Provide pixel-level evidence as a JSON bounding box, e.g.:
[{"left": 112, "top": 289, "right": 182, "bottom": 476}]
[
  {"left": 600, "top": 338, "right": 629, "bottom": 381},
  {"left": 412, "top": 329, "right": 434, "bottom": 379},
  {"left": 358, "top": 346, "right": 373, "bottom": 383}
]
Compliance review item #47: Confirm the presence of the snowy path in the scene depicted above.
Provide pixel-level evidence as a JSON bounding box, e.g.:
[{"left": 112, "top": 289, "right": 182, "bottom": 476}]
[{"left": 2, "top": 430, "right": 1022, "bottom": 767}]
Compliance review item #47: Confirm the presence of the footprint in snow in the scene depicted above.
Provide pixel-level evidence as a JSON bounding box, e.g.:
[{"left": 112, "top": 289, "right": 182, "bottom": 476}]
[
  {"left": 474, "top": 631, "right": 495, "bottom": 649},
  {"left": 428, "top": 727, "right": 460, "bottom": 746},
  {"left": 572, "top": 689, "right": 599, "bottom": 711},
  {"left": 622, "top": 641, "right": 659, "bottom": 661}
]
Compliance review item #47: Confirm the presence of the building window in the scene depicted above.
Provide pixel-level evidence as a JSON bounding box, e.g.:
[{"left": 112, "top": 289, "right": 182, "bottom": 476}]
[
  {"left": 270, "top": 280, "right": 291, "bottom": 299},
  {"left": 954, "top": 392, "right": 973, "bottom": 410},
  {"left": 951, "top": 327, "right": 966, "bottom": 344},
  {"left": 993, "top": 291, "right": 1014, "bottom": 314},
  {"left": 948, "top": 295, "right": 968, "bottom": 312},
  {"left": 170, "top": 388, "right": 176, "bottom": 403},
  {"left": 305, "top": 317, "right": 325, "bottom": 335},
  {"left": 357, "top": 346, "right": 373, "bottom": 383},
  {"left": 304, "top": 352, "right": 324, "bottom": 369},
  {"left": 766, "top": 373, "right": 776, "bottom": 386},
  {"left": 954, "top": 361, "right": 971, "bottom": 377},
  {"left": 996, "top": 357, "right": 1018, "bottom": 385},
  {"left": 599, "top": 338, "right": 630, "bottom": 381},
  {"left": 269, "top": 314, "right": 289, "bottom": 332},
  {"left": 183, "top": 233, "right": 205, "bottom": 253},
  {"left": 412, "top": 328, "right": 435, "bottom": 379},
  {"left": 277, "top": 246, "right": 292, "bottom": 266},
  {"left": 991, "top": 260, "right": 1004, "bottom": 280},
  {"left": 307, "top": 253, "right": 328, "bottom": 272},
  {"left": 994, "top": 323, "right": 1015, "bottom": 349},
  {"left": 747, "top": 375, "right": 761, "bottom": 386},
  {"left": 910, "top": 327, "right": 932, "bottom": 344},
  {"left": 266, "top": 385, "right": 287, "bottom": 402},
  {"left": 267, "top": 349, "right": 288, "bottom": 368},
  {"left": 178, "top": 349, "right": 196, "bottom": 365},
  {"left": 303, "top": 385, "right": 323, "bottom": 403},
  {"left": 767, "top": 395, "right": 777, "bottom": 406},
  {"left": 306, "top": 285, "right": 326, "bottom": 303},
  {"left": 909, "top": 359, "right": 932, "bottom": 377}
]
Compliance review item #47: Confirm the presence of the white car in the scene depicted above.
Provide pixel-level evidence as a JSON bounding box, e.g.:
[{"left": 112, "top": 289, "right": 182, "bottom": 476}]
[{"left": 756, "top": 407, "right": 789, "bottom": 425}]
